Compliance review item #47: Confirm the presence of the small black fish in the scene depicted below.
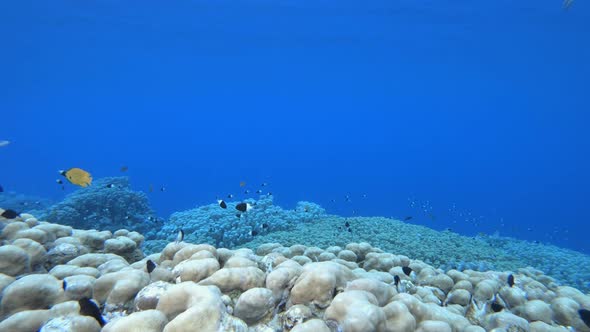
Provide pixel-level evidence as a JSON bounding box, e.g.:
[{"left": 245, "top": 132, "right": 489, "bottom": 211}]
[
  {"left": 250, "top": 230, "right": 258, "bottom": 236},
  {"left": 236, "top": 213, "right": 242, "bottom": 219},
  {"left": 347, "top": 228, "right": 352, "bottom": 233},
  {"left": 579, "top": 309, "right": 590, "bottom": 328},
  {"left": 78, "top": 297, "right": 106, "bottom": 326},
  {"left": 175, "top": 229, "right": 184, "bottom": 243},
  {"left": 236, "top": 202, "right": 252, "bottom": 213},
  {"left": 402, "top": 266, "right": 412, "bottom": 276},
  {"left": 261, "top": 182, "right": 268, "bottom": 187},
  {"left": 62, "top": 280, "right": 67, "bottom": 290},
  {"left": 160, "top": 186, "right": 166, "bottom": 192},
  {"left": 262, "top": 223, "right": 268, "bottom": 229},
  {"left": 255, "top": 190, "right": 263, "bottom": 194},
  {"left": 507, "top": 274, "right": 515, "bottom": 287},
  {"left": 1, "top": 209, "right": 18, "bottom": 219},
  {"left": 403, "top": 216, "right": 413, "bottom": 221},
  {"left": 491, "top": 302, "right": 504, "bottom": 312},
  {"left": 244, "top": 189, "right": 250, "bottom": 194},
  {"left": 120, "top": 165, "right": 128, "bottom": 172},
  {"left": 345, "top": 221, "right": 350, "bottom": 228},
  {"left": 227, "top": 194, "right": 234, "bottom": 199},
  {"left": 267, "top": 192, "right": 273, "bottom": 196},
  {"left": 394, "top": 275, "right": 400, "bottom": 287},
  {"left": 56, "top": 179, "right": 63, "bottom": 185},
  {"left": 218, "top": 200, "right": 227, "bottom": 209},
  {"left": 146, "top": 259, "right": 156, "bottom": 273},
  {"left": 105, "top": 184, "right": 116, "bottom": 188}
]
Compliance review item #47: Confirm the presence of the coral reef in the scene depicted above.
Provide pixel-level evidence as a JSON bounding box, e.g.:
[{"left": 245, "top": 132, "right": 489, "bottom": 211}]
[
  {"left": 238, "top": 215, "right": 590, "bottom": 293},
  {"left": 42, "top": 177, "right": 160, "bottom": 237},
  {"left": 2, "top": 211, "right": 590, "bottom": 332},
  {"left": 150, "top": 196, "right": 325, "bottom": 252},
  {"left": 0, "top": 192, "right": 53, "bottom": 216}
]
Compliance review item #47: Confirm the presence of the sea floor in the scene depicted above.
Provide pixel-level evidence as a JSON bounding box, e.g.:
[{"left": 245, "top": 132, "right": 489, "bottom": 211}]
[
  {"left": 238, "top": 215, "right": 590, "bottom": 293},
  {"left": 1, "top": 211, "right": 590, "bottom": 331}
]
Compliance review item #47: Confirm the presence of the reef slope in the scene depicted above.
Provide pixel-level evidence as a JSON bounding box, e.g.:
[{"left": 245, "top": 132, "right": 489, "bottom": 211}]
[{"left": 1, "top": 212, "right": 589, "bottom": 332}]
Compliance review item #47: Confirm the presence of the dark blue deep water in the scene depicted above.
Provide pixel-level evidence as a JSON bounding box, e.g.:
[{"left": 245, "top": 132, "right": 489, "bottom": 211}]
[{"left": 1, "top": 1, "right": 589, "bottom": 252}]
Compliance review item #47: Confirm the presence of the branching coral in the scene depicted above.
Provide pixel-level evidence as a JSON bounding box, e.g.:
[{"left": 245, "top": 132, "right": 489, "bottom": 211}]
[{"left": 42, "top": 177, "right": 159, "bottom": 237}]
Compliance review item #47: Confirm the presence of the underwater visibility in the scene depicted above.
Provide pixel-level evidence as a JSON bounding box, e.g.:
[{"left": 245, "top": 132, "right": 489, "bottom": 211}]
[{"left": 1, "top": 0, "right": 590, "bottom": 331}]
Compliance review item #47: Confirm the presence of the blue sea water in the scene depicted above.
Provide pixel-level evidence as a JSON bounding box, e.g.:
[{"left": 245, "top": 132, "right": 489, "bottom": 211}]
[{"left": 1, "top": 1, "right": 589, "bottom": 252}]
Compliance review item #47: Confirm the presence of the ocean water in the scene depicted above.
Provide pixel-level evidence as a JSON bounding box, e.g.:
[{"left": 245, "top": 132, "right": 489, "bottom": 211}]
[{"left": 1, "top": 0, "right": 589, "bottom": 255}]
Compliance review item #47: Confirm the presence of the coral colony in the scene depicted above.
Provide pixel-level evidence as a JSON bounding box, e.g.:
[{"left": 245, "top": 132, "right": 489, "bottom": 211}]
[{"left": 1, "top": 180, "right": 590, "bottom": 331}]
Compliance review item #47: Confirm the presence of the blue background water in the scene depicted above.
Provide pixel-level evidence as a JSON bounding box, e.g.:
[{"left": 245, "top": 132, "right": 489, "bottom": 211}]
[{"left": 1, "top": 1, "right": 589, "bottom": 252}]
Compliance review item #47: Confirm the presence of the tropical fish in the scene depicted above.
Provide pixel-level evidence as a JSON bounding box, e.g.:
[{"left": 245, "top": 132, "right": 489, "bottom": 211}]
[
  {"left": 105, "top": 184, "right": 116, "bottom": 188},
  {"left": 255, "top": 189, "right": 263, "bottom": 194},
  {"left": 507, "top": 274, "right": 515, "bottom": 287},
  {"left": 60, "top": 168, "right": 92, "bottom": 187},
  {"left": 491, "top": 302, "right": 504, "bottom": 312},
  {"left": 236, "top": 203, "right": 252, "bottom": 212},
  {"left": 236, "top": 202, "right": 253, "bottom": 213},
  {"left": 218, "top": 200, "right": 227, "bottom": 209},
  {"left": 146, "top": 260, "right": 156, "bottom": 273},
  {"left": 78, "top": 297, "right": 106, "bottom": 326},
  {"left": 227, "top": 194, "right": 234, "bottom": 198},
  {"left": 250, "top": 230, "right": 258, "bottom": 236},
  {"left": 1, "top": 209, "right": 18, "bottom": 219},
  {"left": 62, "top": 280, "right": 67, "bottom": 290},
  {"left": 56, "top": 179, "right": 63, "bottom": 185},
  {"left": 579, "top": 309, "right": 590, "bottom": 327},
  {"left": 402, "top": 266, "right": 413, "bottom": 276},
  {"left": 0, "top": 140, "right": 10, "bottom": 147},
  {"left": 394, "top": 275, "right": 400, "bottom": 288},
  {"left": 175, "top": 229, "right": 184, "bottom": 243}
]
